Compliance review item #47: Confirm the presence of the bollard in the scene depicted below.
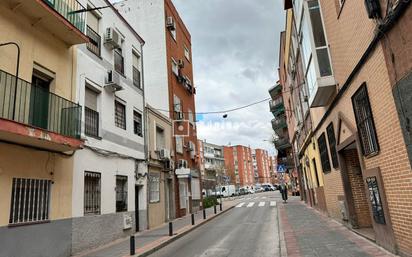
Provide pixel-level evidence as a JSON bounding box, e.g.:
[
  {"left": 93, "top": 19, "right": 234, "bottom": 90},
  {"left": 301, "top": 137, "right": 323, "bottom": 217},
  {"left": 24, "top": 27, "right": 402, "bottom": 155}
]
[
  {"left": 130, "top": 235, "right": 135, "bottom": 256},
  {"left": 191, "top": 213, "right": 195, "bottom": 225},
  {"left": 214, "top": 204, "right": 217, "bottom": 214},
  {"left": 220, "top": 202, "right": 222, "bottom": 211},
  {"left": 169, "top": 222, "right": 173, "bottom": 236},
  {"left": 203, "top": 209, "right": 206, "bottom": 219}
]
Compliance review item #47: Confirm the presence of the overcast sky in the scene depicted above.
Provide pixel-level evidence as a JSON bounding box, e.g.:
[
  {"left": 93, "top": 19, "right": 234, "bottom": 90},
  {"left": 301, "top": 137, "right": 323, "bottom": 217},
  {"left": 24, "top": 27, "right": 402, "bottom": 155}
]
[{"left": 172, "top": 0, "right": 285, "bottom": 155}]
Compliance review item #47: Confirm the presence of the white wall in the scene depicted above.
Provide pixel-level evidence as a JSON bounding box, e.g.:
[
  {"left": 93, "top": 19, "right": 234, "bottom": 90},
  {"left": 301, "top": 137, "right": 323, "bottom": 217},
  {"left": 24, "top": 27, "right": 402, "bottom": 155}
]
[{"left": 117, "top": 0, "right": 170, "bottom": 113}]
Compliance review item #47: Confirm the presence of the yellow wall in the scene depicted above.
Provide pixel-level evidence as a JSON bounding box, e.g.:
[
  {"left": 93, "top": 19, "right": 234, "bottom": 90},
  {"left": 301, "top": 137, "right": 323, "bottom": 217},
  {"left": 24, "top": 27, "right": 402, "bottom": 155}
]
[
  {"left": 0, "top": 4, "right": 76, "bottom": 102},
  {"left": 0, "top": 143, "right": 73, "bottom": 226},
  {"left": 300, "top": 135, "right": 324, "bottom": 189}
]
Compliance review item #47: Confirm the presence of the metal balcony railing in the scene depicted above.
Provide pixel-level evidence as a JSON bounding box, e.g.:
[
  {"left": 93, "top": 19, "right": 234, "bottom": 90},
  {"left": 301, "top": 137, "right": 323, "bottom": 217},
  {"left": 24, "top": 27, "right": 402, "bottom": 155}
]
[
  {"left": 43, "top": 0, "right": 86, "bottom": 33},
  {"left": 86, "top": 26, "right": 101, "bottom": 57},
  {"left": 0, "top": 69, "right": 81, "bottom": 138},
  {"left": 274, "top": 138, "right": 291, "bottom": 150},
  {"left": 279, "top": 156, "right": 295, "bottom": 168},
  {"left": 271, "top": 115, "right": 287, "bottom": 131},
  {"left": 84, "top": 107, "right": 99, "bottom": 138}
]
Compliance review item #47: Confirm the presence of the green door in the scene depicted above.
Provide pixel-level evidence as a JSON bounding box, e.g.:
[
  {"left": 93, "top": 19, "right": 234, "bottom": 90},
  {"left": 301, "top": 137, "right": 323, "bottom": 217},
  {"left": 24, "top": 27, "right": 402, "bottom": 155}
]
[{"left": 30, "top": 75, "right": 50, "bottom": 130}]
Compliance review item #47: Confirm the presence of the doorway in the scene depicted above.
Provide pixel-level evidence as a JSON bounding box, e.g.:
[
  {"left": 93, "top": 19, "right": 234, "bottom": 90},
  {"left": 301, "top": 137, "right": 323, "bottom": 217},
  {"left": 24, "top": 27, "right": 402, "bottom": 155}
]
[
  {"left": 30, "top": 73, "right": 50, "bottom": 129},
  {"left": 135, "top": 185, "right": 140, "bottom": 232}
]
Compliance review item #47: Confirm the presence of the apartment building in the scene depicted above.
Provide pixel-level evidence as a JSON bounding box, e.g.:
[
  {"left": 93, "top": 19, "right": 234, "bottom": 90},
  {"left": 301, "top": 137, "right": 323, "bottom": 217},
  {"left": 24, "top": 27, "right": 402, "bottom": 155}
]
[
  {"left": 71, "top": 0, "right": 146, "bottom": 253},
  {"left": 224, "top": 145, "right": 254, "bottom": 188},
  {"left": 201, "top": 141, "right": 226, "bottom": 195},
  {"left": 254, "top": 149, "right": 272, "bottom": 184},
  {"left": 0, "top": 0, "right": 88, "bottom": 256},
  {"left": 280, "top": 0, "right": 412, "bottom": 255},
  {"left": 118, "top": 0, "right": 201, "bottom": 218}
]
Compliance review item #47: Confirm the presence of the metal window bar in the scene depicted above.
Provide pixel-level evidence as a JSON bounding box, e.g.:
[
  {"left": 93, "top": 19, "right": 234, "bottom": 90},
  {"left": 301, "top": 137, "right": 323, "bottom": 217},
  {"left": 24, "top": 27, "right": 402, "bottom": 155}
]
[
  {"left": 86, "top": 26, "right": 101, "bottom": 57},
  {"left": 352, "top": 85, "right": 379, "bottom": 156},
  {"left": 0, "top": 69, "right": 82, "bottom": 138},
  {"left": 114, "top": 50, "right": 124, "bottom": 75},
  {"left": 132, "top": 67, "right": 141, "bottom": 88},
  {"left": 84, "top": 107, "right": 99, "bottom": 137},
  {"left": 84, "top": 172, "right": 101, "bottom": 215},
  {"left": 326, "top": 123, "right": 339, "bottom": 168},
  {"left": 133, "top": 111, "right": 142, "bottom": 136},
  {"left": 116, "top": 176, "right": 128, "bottom": 212},
  {"left": 9, "top": 178, "right": 51, "bottom": 224},
  {"left": 42, "top": 0, "right": 86, "bottom": 34},
  {"left": 115, "top": 101, "right": 126, "bottom": 129},
  {"left": 318, "top": 133, "right": 331, "bottom": 172}
]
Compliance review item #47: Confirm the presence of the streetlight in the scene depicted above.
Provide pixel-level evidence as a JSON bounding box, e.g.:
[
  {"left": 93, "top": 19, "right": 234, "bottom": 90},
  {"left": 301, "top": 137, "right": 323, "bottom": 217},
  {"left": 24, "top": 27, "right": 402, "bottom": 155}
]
[{"left": 0, "top": 42, "right": 20, "bottom": 120}]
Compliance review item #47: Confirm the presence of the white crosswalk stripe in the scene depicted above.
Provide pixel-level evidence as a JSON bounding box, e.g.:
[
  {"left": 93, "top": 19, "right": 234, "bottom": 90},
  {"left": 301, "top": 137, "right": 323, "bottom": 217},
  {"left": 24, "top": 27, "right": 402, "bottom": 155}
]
[
  {"left": 236, "top": 202, "right": 245, "bottom": 208},
  {"left": 246, "top": 202, "right": 255, "bottom": 207},
  {"left": 270, "top": 201, "right": 277, "bottom": 207},
  {"left": 258, "top": 202, "right": 265, "bottom": 207},
  {"left": 261, "top": 196, "right": 267, "bottom": 199}
]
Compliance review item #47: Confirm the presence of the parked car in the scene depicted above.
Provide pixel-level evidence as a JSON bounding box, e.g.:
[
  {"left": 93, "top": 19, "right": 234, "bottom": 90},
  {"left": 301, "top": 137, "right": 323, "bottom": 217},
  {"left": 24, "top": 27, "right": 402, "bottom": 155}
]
[
  {"left": 248, "top": 188, "right": 255, "bottom": 194},
  {"left": 239, "top": 188, "right": 248, "bottom": 195}
]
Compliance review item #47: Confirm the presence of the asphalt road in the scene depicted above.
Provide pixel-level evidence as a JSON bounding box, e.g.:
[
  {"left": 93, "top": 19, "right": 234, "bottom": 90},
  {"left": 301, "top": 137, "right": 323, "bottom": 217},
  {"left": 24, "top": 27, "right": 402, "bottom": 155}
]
[{"left": 148, "top": 191, "right": 282, "bottom": 257}]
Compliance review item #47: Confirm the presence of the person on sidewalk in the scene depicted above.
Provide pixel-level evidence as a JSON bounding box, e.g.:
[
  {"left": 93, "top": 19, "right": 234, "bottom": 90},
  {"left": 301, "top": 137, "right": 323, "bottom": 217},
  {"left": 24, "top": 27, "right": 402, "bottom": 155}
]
[{"left": 280, "top": 181, "right": 288, "bottom": 203}]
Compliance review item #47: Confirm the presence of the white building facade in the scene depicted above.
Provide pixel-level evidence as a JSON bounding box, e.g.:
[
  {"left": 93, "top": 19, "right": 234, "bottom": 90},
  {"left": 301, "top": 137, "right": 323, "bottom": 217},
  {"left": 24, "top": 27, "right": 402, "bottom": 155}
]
[{"left": 71, "top": 0, "right": 147, "bottom": 253}]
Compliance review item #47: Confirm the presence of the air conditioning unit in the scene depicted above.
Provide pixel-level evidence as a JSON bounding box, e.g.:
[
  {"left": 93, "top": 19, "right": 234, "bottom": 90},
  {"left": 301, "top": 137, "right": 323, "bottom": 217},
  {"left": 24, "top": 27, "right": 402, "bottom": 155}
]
[
  {"left": 105, "top": 70, "right": 123, "bottom": 92},
  {"left": 166, "top": 16, "right": 176, "bottom": 30},
  {"left": 177, "top": 159, "right": 188, "bottom": 169},
  {"left": 178, "top": 59, "right": 185, "bottom": 68},
  {"left": 364, "top": 0, "right": 381, "bottom": 19},
  {"left": 105, "top": 27, "right": 121, "bottom": 49},
  {"left": 176, "top": 111, "right": 184, "bottom": 120},
  {"left": 159, "top": 148, "right": 171, "bottom": 160}
]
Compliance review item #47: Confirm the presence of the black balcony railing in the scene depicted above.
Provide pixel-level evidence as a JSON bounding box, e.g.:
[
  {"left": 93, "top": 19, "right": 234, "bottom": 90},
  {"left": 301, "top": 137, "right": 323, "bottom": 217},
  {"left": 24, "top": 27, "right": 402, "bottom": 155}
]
[
  {"left": 43, "top": 0, "right": 86, "bottom": 33},
  {"left": 0, "top": 69, "right": 81, "bottom": 138},
  {"left": 271, "top": 115, "right": 287, "bottom": 131},
  {"left": 84, "top": 107, "right": 99, "bottom": 138},
  {"left": 86, "top": 26, "right": 101, "bottom": 57},
  {"left": 133, "top": 67, "right": 141, "bottom": 88},
  {"left": 274, "top": 138, "right": 291, "bottom": 150}
]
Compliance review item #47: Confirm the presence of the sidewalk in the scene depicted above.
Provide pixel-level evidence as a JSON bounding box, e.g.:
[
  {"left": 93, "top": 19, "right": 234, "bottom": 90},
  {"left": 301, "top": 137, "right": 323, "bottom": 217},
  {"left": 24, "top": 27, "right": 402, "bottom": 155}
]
[
  {"left": 278, "top": 197, "right": 396, "bottom": 257},
  {"left": 73, "top": 199, "right": 238, "bottom": 257}
]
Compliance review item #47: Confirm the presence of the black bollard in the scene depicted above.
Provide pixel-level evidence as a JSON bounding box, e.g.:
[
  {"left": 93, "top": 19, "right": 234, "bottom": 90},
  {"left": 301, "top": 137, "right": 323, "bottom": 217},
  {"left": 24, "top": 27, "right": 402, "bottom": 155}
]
[
  {"left": 220, "top": 202, "right": 222, "bottom": 211},
  {"left": 214, "top": 204, "right": 217, "bottom": 214},
  {"left": 203, "top": 209, "right": 206, "bottom": 219},
  {"left": 169, "top": 222, "right": 173, "bottom": 236},
  {"left": 191, "top": 213, "right": 195, "bottom": 225},
  {"left": 130, "top": 235, "right": 135, "bottom": 256}
]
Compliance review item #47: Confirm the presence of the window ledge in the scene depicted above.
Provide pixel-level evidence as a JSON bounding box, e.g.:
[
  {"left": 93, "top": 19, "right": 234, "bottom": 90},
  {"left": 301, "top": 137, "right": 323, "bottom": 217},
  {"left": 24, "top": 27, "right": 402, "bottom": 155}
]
[{"left": 8, "top": 220, "right": 50, "bottom": 228}]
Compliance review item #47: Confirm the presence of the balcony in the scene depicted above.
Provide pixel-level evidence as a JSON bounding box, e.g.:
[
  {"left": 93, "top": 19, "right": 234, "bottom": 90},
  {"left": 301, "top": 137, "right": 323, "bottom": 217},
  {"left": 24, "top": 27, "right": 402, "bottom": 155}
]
[
  {"left": 308, "top": 76, "right": 337, "bottom": 107},
  {"left": 269, "top": 98, "right": 285, "bottom": 116},
  {"left": 271, "top": 115, "right": 287, "bottom": 132},
  {"left": 278, "top": 156, "right": 295, "bottom": 169},
  {"left": 274, "top": 138, "right": 291, "bottom": 151},
  {"left": 0, "top": 69, "right": 83, "bottom": 152},
  {"left": 268, "top": 84, "right": 282, "bottom": 99},
  {"left": 3, "top": 0, "right": 88, "bottom": 45}
]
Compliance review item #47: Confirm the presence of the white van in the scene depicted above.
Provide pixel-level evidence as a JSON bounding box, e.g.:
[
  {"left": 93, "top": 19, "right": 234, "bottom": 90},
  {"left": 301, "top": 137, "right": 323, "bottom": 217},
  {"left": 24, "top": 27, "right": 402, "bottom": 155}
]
[{"left": 219, "top": 185, "right": 237, "bottom": 197}]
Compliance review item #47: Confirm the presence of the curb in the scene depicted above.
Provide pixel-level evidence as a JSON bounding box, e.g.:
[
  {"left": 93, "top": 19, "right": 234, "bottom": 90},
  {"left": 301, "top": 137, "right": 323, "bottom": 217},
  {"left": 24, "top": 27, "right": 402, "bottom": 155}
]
[
  {"left": 277, "top": 206, "right": 287, "bottom": 257},
  {"left": 131, "top": 205, "right": 236, "bottom": 257}
]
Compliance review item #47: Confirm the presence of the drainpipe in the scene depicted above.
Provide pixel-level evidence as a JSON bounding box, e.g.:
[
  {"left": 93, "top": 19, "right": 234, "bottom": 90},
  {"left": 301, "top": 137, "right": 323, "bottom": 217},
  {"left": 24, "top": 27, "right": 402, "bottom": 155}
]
[{"left": 0, "top": 42, "right": 20, "bottom": 120}]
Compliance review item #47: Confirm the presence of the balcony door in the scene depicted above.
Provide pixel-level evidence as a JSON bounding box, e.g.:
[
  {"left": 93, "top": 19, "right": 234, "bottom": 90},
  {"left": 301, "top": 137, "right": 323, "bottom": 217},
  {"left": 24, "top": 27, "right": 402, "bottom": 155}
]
[{"left": 30, "top": 73, "right": 50, "bottom": 130}]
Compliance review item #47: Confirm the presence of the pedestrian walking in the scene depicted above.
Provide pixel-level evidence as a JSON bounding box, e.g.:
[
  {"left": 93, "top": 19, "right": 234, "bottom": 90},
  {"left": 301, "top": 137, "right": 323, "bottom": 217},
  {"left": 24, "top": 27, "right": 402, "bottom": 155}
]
[{"left": 280, "top": 181, "right": 288, "bottom": 203}]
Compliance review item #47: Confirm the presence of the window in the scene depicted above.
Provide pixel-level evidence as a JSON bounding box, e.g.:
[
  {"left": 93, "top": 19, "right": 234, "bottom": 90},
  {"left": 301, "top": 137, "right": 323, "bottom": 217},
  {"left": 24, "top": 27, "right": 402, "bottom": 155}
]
[
  {"left": 156, "top": 126, "right": 165, "bottom": 150},
  {"left": 84, "top": 172, "right": 101, "bottom": 215},
  {"left": 114, "top": 49, "right": 124, "bottom": 75},
  {"left": 188, "top": 109, "right": 194, "bottom": 124},
  {"left": 115, "top": 100, "right": 126, "bottom": 130},
  {"left": 191, "top": 178, "right": 201, "bottom": 200},
  {"left": 84, "top": 86, "right": 99, "bottom": 137},
  {"left": 171, "top": 58, "right": 179, "bottom": 76},
  {"left": 352, "top": 84, "right": 379, "bottom": 156},
  {"left": 179, "top": 181, "right": 187, "bottom": 208},
  {"left": 133, "top": 111, "right": 142, "bottom": 137},
  {"left": 9, "top": 178, "right": 51, "bottom": 224},
  {"left": 170, "top": 28, "right": 176, "bottom": 41},
  {"left": 312, "top": 158, "right": 320, "bottom": 187},
  {"left": 326, "top": 123, "right": 339, "bottom": 168},
  {"left": 366, "top": 176, "right": 385, "bottom": 224},
  {"left": 86, "top": 12, "right": 101, "bottom": 57},
  {"left": 317, "top": 133, "right": 331, "bottom": 173},
  {"left": 132, "top": 52, "right": 141, "bottom": 88},
  {"left": 116, "top": 176, "right": 128, "bottom": 212},
  {"left": 184, "top": 45, "right": 190, "bottom": 61},
  {"left": 149, "top": 173, "right": 160, "bottom": 203},
  {"left": 176, "top": 136, "right": 183, "bottom": 154}
]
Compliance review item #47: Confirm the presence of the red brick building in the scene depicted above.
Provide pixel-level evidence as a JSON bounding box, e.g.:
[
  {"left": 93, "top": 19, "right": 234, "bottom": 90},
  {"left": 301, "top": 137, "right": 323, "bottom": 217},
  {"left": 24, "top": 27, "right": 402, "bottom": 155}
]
[
  {"left": 255, "top": 149, "right": 271, "bottom": 184},
  {"left": 224, "top": 145, "right": 255, "bottom": 188}
]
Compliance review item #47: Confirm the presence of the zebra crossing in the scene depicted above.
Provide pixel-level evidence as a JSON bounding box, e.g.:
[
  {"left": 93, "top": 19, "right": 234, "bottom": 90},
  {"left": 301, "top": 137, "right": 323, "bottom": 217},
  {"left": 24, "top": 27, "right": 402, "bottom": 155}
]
[{"left": 235, "top": 200, "right": 277, "bottom": 208}]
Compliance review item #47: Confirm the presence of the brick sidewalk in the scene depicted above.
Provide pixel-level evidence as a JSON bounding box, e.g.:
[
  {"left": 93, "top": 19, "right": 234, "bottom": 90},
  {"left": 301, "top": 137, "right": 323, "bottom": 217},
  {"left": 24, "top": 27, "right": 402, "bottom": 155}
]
[
  {"left": 278, "top": 198, "right": 396, "bottom": 257},
  {"left": 73, "top": 199, "right": 238, "bottom": 257}
]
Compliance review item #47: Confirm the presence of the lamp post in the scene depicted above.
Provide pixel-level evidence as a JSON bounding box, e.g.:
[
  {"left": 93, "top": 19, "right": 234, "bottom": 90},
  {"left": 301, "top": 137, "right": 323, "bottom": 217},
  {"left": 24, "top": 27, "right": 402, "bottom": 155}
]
[{"left": 0, "top": 42, "right": 20, "bottom": 120}]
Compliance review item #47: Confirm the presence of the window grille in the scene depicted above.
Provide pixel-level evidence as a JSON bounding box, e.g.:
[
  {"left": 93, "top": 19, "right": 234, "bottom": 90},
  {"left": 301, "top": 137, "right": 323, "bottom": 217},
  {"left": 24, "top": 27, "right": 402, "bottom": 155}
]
[
  {"left": 9, "top": 178, "right": 51, "bottom": 224},
  {"left": 318, "top": 133, "right": 331, "bottom": 173},
  {"left": 116, "top": 176, "right": 128, "bottom": 212},
  {"left": 366, "top": 176, "right": 385, "bottom": 224},
  {"left": 114, "top": 49, "right": 124, "bottom": 74},
  {"left": 84, "top": 172, "right": 101, "bottom": 215},
  {"left": 352, "top": 84, "right": 379, "bottom": 156},
  {"left": 326, "top": 123, "right": 339, "bottom": 168},
  {"left": 115, "top": 100, "right": 126, "bottom": 130},
  {"left": 133, "top": 111, "right": 142, "bottom": 137}
]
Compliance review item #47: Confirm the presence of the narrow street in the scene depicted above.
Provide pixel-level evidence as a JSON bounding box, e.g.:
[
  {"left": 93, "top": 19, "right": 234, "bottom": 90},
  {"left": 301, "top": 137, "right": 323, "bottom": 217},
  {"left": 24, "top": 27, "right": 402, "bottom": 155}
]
[{"left": 148, "top": 191, "right": 281, "bottom": 257}]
